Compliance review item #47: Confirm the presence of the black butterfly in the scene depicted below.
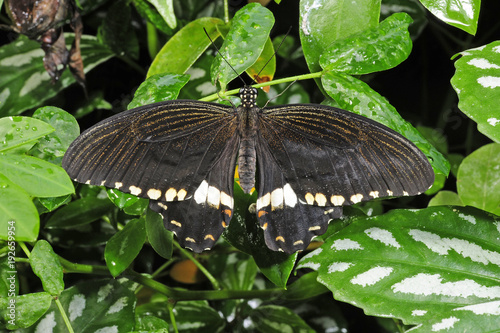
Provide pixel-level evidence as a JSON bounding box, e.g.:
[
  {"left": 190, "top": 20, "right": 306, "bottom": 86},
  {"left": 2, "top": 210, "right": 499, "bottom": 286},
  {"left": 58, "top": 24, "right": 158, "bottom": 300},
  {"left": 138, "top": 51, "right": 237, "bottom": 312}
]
[{"left": 62, "top": 86, "right": 434, "bottom": 254}]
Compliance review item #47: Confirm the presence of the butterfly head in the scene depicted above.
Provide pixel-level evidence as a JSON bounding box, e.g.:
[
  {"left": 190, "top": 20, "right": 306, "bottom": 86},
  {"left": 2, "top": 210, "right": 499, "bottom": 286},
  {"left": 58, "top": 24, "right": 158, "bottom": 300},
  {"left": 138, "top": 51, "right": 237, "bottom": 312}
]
[{"left": 239, "top": 86, "right": 258, "bottom": 108}]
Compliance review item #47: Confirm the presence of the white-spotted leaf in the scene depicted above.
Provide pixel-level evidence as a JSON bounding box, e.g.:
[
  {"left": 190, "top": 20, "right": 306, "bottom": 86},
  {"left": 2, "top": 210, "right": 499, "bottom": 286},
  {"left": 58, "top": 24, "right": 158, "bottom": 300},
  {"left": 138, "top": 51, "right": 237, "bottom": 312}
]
[
  {"left": 297, "top": 206, "right": 500, "bottom": 328},
  {"left": 451, "top": 41, "right": 500, "bottom": 143}
]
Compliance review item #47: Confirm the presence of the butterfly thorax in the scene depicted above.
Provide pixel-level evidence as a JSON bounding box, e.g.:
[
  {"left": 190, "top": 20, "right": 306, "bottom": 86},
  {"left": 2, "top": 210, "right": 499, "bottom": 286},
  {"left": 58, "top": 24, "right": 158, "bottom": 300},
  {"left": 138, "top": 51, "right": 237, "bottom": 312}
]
[{"left": 237, "top": 87, "right": 259, "bottom": 193}]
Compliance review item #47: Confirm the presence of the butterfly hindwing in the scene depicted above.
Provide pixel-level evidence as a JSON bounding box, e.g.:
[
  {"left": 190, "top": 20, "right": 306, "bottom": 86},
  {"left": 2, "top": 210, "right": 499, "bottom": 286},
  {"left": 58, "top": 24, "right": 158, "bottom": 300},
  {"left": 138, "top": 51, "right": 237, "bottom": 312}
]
[
  {"left": 257, "top": 104, "right": 434, "bottom": 208},
  {"left": 150, "top": 133, "right": 240, "bottom": 252},
  {"left": 255, "top": 134, "right": 342, "bottom": 253}
]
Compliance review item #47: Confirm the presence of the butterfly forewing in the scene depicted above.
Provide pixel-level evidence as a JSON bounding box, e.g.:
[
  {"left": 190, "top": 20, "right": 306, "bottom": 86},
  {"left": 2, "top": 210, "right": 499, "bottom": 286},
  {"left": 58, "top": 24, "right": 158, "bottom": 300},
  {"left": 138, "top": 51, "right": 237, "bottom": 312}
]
[
  {"left": 62, "top": 100, "right": 239, "bottom": 252},
  {"left": 257, "top": 104, "right": 434, "bottom": 208}
]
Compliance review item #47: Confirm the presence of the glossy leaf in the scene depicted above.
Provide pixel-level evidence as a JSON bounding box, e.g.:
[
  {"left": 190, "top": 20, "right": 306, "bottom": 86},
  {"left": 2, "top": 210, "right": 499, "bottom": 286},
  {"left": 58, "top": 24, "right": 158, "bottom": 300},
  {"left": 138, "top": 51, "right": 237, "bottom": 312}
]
[
  {"left": 0, "top": 116, "right": 54, "bottom": 154},
  {"left": 211, "top": 3, "right": 274, "bottom": 90},
  {"left": 127, "top": 73, "right": 190, "bottom": 109},
  {"left": 451, "top": 41, "right": 500, "bottom": 143},
  {"left": 107, "top": 188, "right": 142, "bottom": 210},
  {"left": 36, "top": 195, "right": 72, "bottom": 212},
  {"left": 145, "top": 208, "right": 173, "bottom": 259},
  {"left": 147, "top": 17, "right": 224, "bottom": 77},
  {"left": 380, "top": 0, "right": 428, "bottom": 38},
  {"left": 45, "top": 197, "right": 114, "bottom": 228},
  {"left": 17, "top": 279, "right": 136, "bottom": 333},
  {"left": 224, "top": 185, "right": 297, "bottom": 288},
  {"left": 148, "top": 0, "right": 176, "bottom": 29},
  {"left": 297, "top": 206, "right": 500, "bottom": 328},
  {"left": 122, "top": 197, "right": 148, "bottom": 215},
  {"left": 321, "top": 71, "right": 450, "bottom": 179},
  {"left": 320, "top": 13, "right": 413, "bottom": 74},
  {"left": 457, "top": 143, "right": 500, "bottom": 215},
  {"left": 428, "top": 190, "right": 464, "bottom": 207},
  {"left": 0, "top": 154, "right": 74, "bottom": 197},
  {"left": 0, "top": 173, "right": 39, "bottom": 242},
  {"left": 30, "top": 107, "right": 80, "bottom": 162},
  {"left": 0, "top": 292, "right": 52, "bottom": 330},
  {"left": 0, "top": 34, "right": 113, "bottom": 116},
  {"left": 419, "top": 0, "right": 479, "bottom": 35},
  {"left": 30, "top": 240, "right": 64, "bottom": 296},
  {"left": 105, "top": 218, "right": 146, "bottom": 277},
  {"left": 299, "top": 0, "right": 380, "bottom": 72},
  {"left": 132, "top": 0, "right": 173, "bottom": 35},
  {"left": 249, "top": 305, "right": 315, "bottom": 332}
]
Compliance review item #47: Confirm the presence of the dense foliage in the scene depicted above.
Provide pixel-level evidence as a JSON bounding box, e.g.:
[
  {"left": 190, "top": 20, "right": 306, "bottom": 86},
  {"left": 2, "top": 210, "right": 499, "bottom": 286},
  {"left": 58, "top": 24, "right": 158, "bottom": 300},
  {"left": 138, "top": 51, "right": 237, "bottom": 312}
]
[{"left": 0, "top": 0, "right": 499, "bottom": 332}]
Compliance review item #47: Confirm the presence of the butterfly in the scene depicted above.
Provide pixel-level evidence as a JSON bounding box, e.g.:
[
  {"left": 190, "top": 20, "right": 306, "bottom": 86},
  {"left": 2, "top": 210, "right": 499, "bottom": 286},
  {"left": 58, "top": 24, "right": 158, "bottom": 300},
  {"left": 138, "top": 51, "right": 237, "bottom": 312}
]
[{"left": 62, "top": 86, "right": 434, "bottom": 254}]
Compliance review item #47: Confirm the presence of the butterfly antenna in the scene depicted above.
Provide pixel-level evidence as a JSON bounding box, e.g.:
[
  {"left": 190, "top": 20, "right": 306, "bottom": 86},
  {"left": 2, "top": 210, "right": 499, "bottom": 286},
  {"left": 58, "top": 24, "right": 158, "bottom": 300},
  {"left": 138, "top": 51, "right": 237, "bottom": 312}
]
[
  {"left": 203, "top": 28, "right": 247, "bottom": 87},
  {"left": 263, "top": 79, "right": 298, "bottom": 109},
  {"left": 254, "top": 26, "right": 292, "bottom": 82}
]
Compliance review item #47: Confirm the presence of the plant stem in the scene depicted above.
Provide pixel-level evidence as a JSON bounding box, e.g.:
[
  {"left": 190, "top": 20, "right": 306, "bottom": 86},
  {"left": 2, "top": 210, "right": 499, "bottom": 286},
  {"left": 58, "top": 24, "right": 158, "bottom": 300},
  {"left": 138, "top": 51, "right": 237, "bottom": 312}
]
[
  {"left": 126, "top": 270, "right": 285, "bottom": 301},
  {"left": 18, "top": 242, "right": 30, "bottom": 258},
  {"left": 55, "top": 298, "right": 75, "bottom": 333},
  {"left": 59, "top": 257, "right": 110, "bottom": 275},
  {"left": 174, "top": 242, "right": 220, "bottom": 290},
  {"left": 200, "top": 71, "right": 323, "bottom": 102}
]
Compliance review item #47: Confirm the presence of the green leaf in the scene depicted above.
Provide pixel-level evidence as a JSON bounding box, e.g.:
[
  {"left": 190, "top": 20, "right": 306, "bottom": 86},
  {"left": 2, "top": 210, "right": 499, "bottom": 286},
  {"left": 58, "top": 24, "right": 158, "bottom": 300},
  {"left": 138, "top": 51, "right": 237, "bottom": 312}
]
[
  {"left": 30, "top": 240, "right": 64, "bottom": 296},
  {"left": 419, "top": 0, "right": 479, "bottom": 35},
  {"left": 0, "top": 292, "right": 52, "bottom": 330},
  {"left": 457, "top": 143, "right": 500, "bottom": 215},
  {"left": 428, "top": 190, "right": 464, "bottom": 207},
  {"left": 220, "top": 253, "right": 258, "bottom": 290},
  {"left": 123, "top": 197, "right": 149, "bottom": 216},
  {"left": 0, "top": 154, "right": 74, "bottom": 197},
  {"left": 73, "top": 91, "right": 112, "bottom": 119},
  {"left": 381, "top": 0, "right": 428, "bottom": 38},
  {"left": 451, "top": 41, "right": 500, "bottom": 143},
  {"left": 282, "top": 272, "right": 329, "bottom": 301},
  {"left": 211, "top": 3, "right": 275, "bottom": 90},
  {"left": 45, "top": 197, "right": 114, "bottom": 228},
  {"left": 107, "top": 188, "right": 141, "bottom": 209},
  {"left": 0, "top": 116, "right": 54, "bottom": 154},
  {"left": 147, "top": 0, "right": 176, "bottom": 29},
  {"left": 0, "top": 257, "right": 18, "bottom": 297},
  {"left": 297, "top": 206, "right": 500, "bottom": 327},
  {"left": 299, "top": 0, "right": 380, "bottom": 72},
  {"left": 0, "top": 34, "right": 113, "bottom": 116},
  {"left": 145, "top": 208, "right": 173, "bottom": 259},
  {"left": 30, "top": 107, "right": 80, "bottom": 162},
  {"left": 127, "top": 73, "right": 190, "bottom": 109},
  {"left": 132, "top": 0, "right": 173, "bottom": 35},
  {"left": 321, "top": 71, "right": 450, "bottom": 179},
  {"left": 18, "top": 279, "right": 136, "bottom": 332},
  {"left": 0, "top": 173, "right": 39, "bottom": 242},
  {"left": 178, "top": 51, "right": 217, "bottom": 100},
  {"left": 147, "top": 17, "right": 224, "bottom": 77},
  {"left": 224, "top": 185, "right": 297, "bottom": 288},
  {"left": 105, "top": 218, "right": 146, "bottom": 277},
  {"left": 136, "top": 300, "right": 225, "bottom": 333},
  {"left": 249, "top": 305, "right": 315, "bottom": 332},
  {"left": 320, "top": 13, "right": 413, "bottom": 75},
  {"left": 97, "top": 0, "right": 139, "bottom": 59},
  {"left": 36, "top": 195, "right": 72, "bottom": 213}
]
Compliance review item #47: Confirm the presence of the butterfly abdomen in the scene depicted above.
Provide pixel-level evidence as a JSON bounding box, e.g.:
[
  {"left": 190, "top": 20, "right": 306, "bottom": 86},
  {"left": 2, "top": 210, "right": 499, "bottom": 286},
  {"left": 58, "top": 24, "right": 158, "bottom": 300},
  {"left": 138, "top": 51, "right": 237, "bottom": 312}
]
[{"left": 237, "top": 102, "right": 259, "bottom": 194}]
